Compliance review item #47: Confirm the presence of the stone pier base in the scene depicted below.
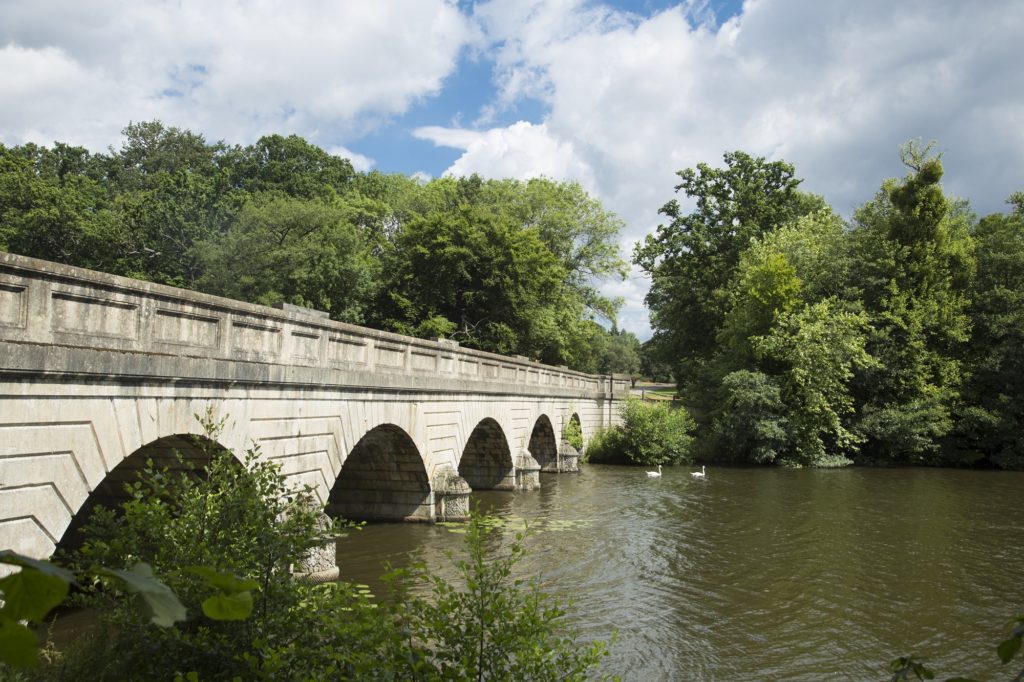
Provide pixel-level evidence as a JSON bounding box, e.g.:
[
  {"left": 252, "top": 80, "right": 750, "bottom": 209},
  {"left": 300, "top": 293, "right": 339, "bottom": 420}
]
[
  {"left": 557, "top": 442, "right": 581, "bottom": 473},
  {"left": 515, "top": 450, "right": 541, "bottom": 491},
  {"left": 294, "top": 511, "right": 340, "bottom": 584},
  {"left": 433, "top": 467, "right": 472, "bottom": 521}
]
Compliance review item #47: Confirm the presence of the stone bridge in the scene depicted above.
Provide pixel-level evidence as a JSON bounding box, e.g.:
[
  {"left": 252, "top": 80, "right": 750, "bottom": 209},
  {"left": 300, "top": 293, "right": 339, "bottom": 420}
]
[{"left": 0, "top": 252, "right": 628, "bottom": 562}]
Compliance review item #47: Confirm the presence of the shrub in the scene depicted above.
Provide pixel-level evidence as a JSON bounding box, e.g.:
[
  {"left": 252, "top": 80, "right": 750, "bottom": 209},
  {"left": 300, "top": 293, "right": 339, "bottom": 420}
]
[
  {"left": 581, "top": 427, "right": 627, "bottom": 464},
  {"left": 563, "top": 416, "right": 584, "bottom": 451},
  {"left": 586, "top": 399, "right": 696, "bottom": 466},
  {"left": 618, "top": 398, "right": 696, "bottom": 466}
]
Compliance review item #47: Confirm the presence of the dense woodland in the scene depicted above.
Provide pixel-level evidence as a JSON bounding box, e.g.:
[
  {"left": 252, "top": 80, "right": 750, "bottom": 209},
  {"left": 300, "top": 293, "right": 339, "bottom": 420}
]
[
  {"left": 0, "top": 121, "right": 641, "bottom": 375},
  {"left": 3, "top": 126, "right": 1024, "bottom": 469},
  {"left": 637, "top": 143, "right": 1024, "bottom": 469}
]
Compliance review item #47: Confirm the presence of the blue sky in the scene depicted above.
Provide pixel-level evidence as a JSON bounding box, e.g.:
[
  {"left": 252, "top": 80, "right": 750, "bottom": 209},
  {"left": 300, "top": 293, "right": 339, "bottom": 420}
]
[{"left": 2, "top": 0, "right": 1022, "bottom": 338}]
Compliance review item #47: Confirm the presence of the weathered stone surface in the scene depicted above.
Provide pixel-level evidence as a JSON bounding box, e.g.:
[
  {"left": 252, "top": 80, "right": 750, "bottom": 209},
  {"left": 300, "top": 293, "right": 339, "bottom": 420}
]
[
  {"left": 558, "top": 442, "right": 581, "bottom": 473},
  {"left": 515, "top": 450, "right": 541, "bottom": 491},
  {"left": 294, "top": 511, "right": 340, "bottom": 584},
  {"left": 0, "top": 252, "right": 628, "bottom": 564},
  {"left": 433, "top": 467, "right": 471, "bottom": 521}
]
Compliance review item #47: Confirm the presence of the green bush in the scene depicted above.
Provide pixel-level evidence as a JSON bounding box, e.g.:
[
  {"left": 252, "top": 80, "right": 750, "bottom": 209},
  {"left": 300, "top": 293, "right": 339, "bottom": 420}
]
[
  {"left": 586, "top": 398, "right": 696, "bottom": 466},
  {"left": 580, "top": 426, "right": 627, "bottom": 464},
  {"left": 49, "top": 410, "right": 366, "bottom": 680},
  {"left": 618, "top": 398, "right": 696, "bottom": 466},
  {"left": 563, "top": 416, "right": 584, "bottom": 451}
]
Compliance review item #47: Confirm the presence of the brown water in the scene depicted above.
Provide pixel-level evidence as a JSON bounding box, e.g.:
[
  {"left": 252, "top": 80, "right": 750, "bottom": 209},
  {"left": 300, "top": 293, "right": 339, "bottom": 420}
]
[{"left": 335, "top": 465, "right": 1024, "bottom": 681}]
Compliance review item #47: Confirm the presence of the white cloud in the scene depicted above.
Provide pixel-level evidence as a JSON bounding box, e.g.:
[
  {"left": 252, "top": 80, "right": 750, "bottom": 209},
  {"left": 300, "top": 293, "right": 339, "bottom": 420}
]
[
  {"left": 0, "top": 0, "right": 476, "bottom": 150},
  {"left": 429, "top": 0, "right": 1024, "bottom": 338},
  {"left": 414, "top": 121, "right": 597, "bottom": 190},
  {"left": 327, "top": 146, "right": 374, "bottom": 173}
]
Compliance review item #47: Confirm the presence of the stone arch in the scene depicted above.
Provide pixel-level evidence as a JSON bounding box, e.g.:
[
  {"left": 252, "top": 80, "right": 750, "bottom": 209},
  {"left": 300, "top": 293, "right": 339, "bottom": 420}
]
[
  {"left": 459, "top": 418, "right": 515, "bottom": 491},
  {"left": 327, "top": 424, "right": 431, "bottom": 522},
  {"left": 529, "top": 414, "right": 559, "bottom": 473},
  {"left": 54, "top": 433, "right": 235, "bottom": 554}
]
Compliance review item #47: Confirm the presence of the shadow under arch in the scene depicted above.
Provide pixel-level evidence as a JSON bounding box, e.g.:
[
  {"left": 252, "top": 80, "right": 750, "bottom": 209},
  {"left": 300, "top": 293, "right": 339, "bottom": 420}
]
[
  {"left": 54, "top": 433, "right": 235, "bottom": 555},
  {"left": 459, "top": 418, "right": 515, "bottom": 491},
  {"left": 529, "top": 414, "right": 558, "bottom": 473},
  {"left": 327, "top": 424, "right": 432, "bottom": 522}
]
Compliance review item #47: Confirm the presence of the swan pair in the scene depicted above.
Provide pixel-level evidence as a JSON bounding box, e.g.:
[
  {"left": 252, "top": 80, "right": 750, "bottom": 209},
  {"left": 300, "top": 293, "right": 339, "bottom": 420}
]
[{"left": 646, "top": 464, "right": 707, "bottom": 478}]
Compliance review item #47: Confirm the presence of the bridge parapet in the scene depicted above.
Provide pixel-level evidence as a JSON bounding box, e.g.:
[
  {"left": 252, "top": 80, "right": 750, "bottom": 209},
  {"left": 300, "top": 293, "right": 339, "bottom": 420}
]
[{"left": 0, "top": 252, "right": 630, "bottom": 398}]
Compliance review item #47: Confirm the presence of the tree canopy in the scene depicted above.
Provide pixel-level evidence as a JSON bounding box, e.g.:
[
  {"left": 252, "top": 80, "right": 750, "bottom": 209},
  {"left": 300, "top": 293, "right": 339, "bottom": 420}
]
[
  {"left": 0, "top": 123, "right": 630, "bottom": 372},
  {"left": 636, "top": 143, "right": 1024, "bottom": 468}
]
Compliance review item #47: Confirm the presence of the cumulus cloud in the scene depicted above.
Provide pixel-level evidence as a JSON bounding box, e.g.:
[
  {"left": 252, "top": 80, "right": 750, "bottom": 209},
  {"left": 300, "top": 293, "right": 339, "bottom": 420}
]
[
  {"left": 414, "top": 121, "right": 598, "bottom": 190},
  {"left": 427, "top": 0, "right": 1024, "bottom": 337},
  {"left": 3, "top": 0, "right": 1022, "bottom": 340},
  {"left": 327, "top": 146, "right": 375, "bottom": 173},
  {"left": 0, "top": 0, "right": 476, "bottom": 150}
]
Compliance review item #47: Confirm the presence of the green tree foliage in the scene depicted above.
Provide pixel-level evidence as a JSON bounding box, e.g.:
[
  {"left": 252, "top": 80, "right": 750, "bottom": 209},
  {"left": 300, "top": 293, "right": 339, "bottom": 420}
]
[
  {"left": 197, "top": 195, "right": 378, "bottom": 322},
  {"left": 752, "top": 300, "right": 877, "bottom": 466},
  {"left": 635, "top": 151, "right": 823, "bottom": 397},
  {"left": 0, "top": 143, "right": 121, "bottom": 272},
  {"left": 636, "top": 142, "right": 1024, "bottom": 468},
  {"left": 563, "top": 416, "right": 584, "bottom": 451},
  {"left": 0, "top": 126, "right": 625, "bottom": 373},
  {"left": 955, "top": 194, "right": 1024, "bottom": 467},
  {"left": 846, "top": 142, "right": 974, "bottom": 463},
  {"left": 372, "top": 175, "right": 627, "bottom": 366},
  {"left": 601, "top": 327, "right": 642, "bottom": 376}
]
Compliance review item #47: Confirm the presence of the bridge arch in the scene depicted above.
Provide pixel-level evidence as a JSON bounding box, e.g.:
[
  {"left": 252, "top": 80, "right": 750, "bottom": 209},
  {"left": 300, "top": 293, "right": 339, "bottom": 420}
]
[
  {"left": 327, "top": 423, "right": 432, "bottom": 522},
  {"left": 458, "top": 417, "right": 515, "bottom": 491},
  {"left": 55, "top": 432, "right": 236, "bottom": 554},
  {"left": 529, "top": 414, "right": 559, "bottom": 473},
  {"left": 564, "top": 412, "right": 583, "bottom": 444}
]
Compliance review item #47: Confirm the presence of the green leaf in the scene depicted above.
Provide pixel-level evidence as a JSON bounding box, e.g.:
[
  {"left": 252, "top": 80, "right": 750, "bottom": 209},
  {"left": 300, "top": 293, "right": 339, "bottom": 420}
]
[
  {"left": 201, "top": 591, "right": 254, "bottom": 621},
  {"left": 185, "top": 566, "right": 259, "bottom": 593},
  {"left": 0, "top": 616, "right": 40, "bottom": 669},
  {"left": 0, "top": 550, "right": 75, "bottom": 584},
  {"left": 97, "top": 563, "right": 186, "bottom": 627},
  {"left": 998, "top": 635, "right": 1022, "bottom": 664},
  {"left": 0, "top": 565, "right": 70, "bottom": 622}
]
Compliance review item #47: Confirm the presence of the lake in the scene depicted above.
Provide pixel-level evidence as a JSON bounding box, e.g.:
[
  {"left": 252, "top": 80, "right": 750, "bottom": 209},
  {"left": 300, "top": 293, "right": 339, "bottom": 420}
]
[{"left": 336, "top": 465, "right": 1024, "bottom": 681}]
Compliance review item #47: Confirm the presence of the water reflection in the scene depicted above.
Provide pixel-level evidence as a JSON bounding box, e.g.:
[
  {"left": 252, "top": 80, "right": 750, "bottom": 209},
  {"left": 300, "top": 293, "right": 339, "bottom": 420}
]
[{"left": 335, "top": 466, "right": 1024, "bottom": 681}]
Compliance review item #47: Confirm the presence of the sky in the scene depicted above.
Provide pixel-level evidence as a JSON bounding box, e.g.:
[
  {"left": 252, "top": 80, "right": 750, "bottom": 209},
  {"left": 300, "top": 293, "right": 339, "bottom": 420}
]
[{"left": 2, "top": 0, "right": 1023, "bottom": 339}]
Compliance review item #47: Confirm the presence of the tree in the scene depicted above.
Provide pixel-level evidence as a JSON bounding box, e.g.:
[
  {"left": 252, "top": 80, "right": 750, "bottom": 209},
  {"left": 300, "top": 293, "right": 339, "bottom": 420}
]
[
  {"left": 752, "top": 300, "right": 876, "bottom": 466},
  {"left": 227, "top": 134, "right": 356, "bottom": 201},
  {"left": 196, "top": 195, "right": 378, "bottom": 323},
  {"left": 0, "top": 143, "right": 122, "bottom": 271},
  {"left": 846, "top": 142, "right": 974, "bottom": 463},
  {"left": 956, "top": 192, "right": 1024, "bottom": 467},
  {"left": 600, "top": 327, "right": 642, "bottom": 376},
  {"left": 635, "top": 151, "right": 822, "bottom": 395}
]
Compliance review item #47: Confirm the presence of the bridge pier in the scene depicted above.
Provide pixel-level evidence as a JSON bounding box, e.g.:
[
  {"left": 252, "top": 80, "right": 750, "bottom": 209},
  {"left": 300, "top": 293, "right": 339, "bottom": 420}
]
[
  {"left": 514, "top": 450, "right": 541, "bottom": 491},
  {"left": 557, "top": 442, "right": 581, "bottom": 473},
  {"left": 433, "top": 468, "right": 471, "bottom": 522}
]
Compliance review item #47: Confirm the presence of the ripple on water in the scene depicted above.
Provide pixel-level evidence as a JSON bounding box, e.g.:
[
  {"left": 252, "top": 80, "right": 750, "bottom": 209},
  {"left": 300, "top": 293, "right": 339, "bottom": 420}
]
[{"left": 335, "top": 465, "right": 1024, "bottom": 681}]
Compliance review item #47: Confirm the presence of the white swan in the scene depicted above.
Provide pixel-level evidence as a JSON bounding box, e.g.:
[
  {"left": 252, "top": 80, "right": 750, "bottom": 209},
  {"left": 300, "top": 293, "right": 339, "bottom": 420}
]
[
  {"left": 690, "top": 465, "right": 706, "bottom": 479},
  {"left": 646, "top": 464, "right": 662, "bottom": 478}
]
